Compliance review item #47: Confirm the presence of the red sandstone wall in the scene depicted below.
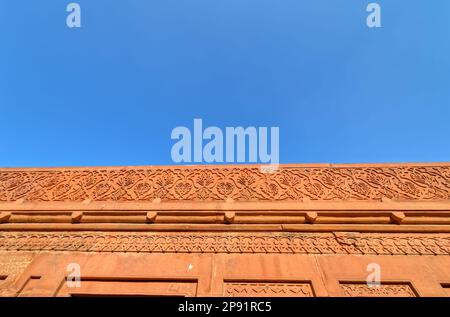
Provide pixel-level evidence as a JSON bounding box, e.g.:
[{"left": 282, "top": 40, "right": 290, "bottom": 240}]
[{"left": 0, "top": 164, "right": 449, "bottom": 297}]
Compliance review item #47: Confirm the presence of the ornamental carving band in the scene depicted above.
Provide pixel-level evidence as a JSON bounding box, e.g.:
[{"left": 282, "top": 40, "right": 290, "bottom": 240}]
[
  {"left": 0, "top": 232, "right": 449, "bottom": 255},
  {"left": 0, "top": 165, "right": 449, "bottom": 202},
  {"left": 223, "top": 282, "right": 314, "bottom": 297},
  {"left": 340, "top": 283, "right": 417, "bottom": 297}
]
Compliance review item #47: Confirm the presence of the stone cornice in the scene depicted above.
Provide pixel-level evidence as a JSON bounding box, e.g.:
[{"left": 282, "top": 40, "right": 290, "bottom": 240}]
[{"left": 1, "top": 210, "right": 450, "bottom": 232}]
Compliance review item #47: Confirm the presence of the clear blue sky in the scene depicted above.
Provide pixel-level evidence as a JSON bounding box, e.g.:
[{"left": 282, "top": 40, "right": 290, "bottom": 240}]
[{"left": 1, "top": 0, "right": 449, "bottom": 167}]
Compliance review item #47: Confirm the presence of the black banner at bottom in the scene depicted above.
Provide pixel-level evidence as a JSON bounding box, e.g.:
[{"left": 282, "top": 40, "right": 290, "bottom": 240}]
[{"left": 0, "top": 297, "right": 448, "bottom": 315}]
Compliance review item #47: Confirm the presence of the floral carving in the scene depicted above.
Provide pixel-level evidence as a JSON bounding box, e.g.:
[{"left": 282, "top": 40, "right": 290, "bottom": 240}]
[
  {"left": 216, "top": 180, "right": 235, "bottom": 197},
  {"left": 340, "top": 283, "right": 417, "bottom": 297},
  {"left": 224, "top": 282, "right": 314, "bottom": 297},
  {"left": 0, "top": 165, "right": 449, "bottom": 202},
  {"left": 0, "top": 232, "right": 448, "bottom": 255},
  {"left": 174, "top": 181, "right": 193, "bottom": 198}
]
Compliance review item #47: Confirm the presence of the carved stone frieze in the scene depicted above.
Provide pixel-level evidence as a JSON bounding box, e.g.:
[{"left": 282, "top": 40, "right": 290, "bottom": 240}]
[
  {"left": 224, "top": 282, "right": 314, "bottom": 297},
  {"left": 340, "top": 283, "right": 417, "bottom": 297},
  {"left": 0, "top": 232, "right": 448, "bottom": 255},
  {"left": 0, "top": 165, "right": 449, "bottom": 202}
]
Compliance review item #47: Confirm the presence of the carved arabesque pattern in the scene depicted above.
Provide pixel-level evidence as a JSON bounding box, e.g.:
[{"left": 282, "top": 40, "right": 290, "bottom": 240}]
[
  {"left": 224, "top": 282, "right": 314, "bottom": 297},
  {"left": 340, "top": 283, "right": 417, "bottom": 297},
  {"left": 0, "top": 232, "right": 449, "bottom": 255},
  {"left": 0, "top": 165, "right": 449, "bottom": 202}
]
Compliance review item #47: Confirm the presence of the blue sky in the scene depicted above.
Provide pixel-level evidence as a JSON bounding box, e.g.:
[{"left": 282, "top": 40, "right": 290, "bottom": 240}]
[{"left": 1, "top": 0, "right": 449, "bottom": 167}]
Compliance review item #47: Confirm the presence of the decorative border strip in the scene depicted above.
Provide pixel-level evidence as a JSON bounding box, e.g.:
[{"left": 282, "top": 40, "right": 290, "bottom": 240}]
[
  {"left": 0, "top": 232, "right": 449, "bottom": 255},
  {"left": 1, "top": 165, "right": 449, "bottom": 202},
  {"left": 224, "top": 282, "right": 314, "bottom": 297},
  {"left": 340, "top": 282, "right": 417, "bottom": 297}
]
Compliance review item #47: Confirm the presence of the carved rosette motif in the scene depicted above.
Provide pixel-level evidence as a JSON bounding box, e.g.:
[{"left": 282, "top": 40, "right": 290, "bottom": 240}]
[
  {"left": 0, "top": 232, "right": 448, "bottom": 255},
  {"left": 0, "top": 166, "right": 449, "bottom": 202},
  {"left": 224, "top": 282, "right": 314, "bottom": 297},
  {"left": 340, "top": 283, "right": 417, "bottom": 297}
]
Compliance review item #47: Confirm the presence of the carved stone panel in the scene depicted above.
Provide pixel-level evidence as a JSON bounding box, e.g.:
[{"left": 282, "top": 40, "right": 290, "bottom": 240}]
[
  {"left": 224, "top": 282, "right": 314, "bottom": 297},
  {"left": 340, "top": 282, "right": 417, "bottom": 297}
]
